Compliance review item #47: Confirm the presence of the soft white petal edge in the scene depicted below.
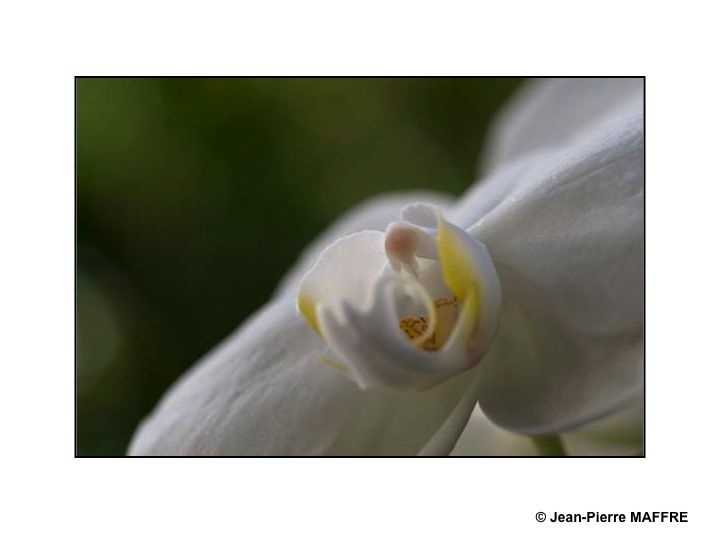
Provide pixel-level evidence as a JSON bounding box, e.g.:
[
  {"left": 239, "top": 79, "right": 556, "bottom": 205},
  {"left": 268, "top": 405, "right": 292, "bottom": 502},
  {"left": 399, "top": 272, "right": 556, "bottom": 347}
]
[
  {"left": 297, "top": 230, "right": 388, "bottom": 334},
  {"left": 128, "top": 301, "right": 480, "bottom": 456},
  {"left": 482, "top": 77, "right": 643, "bottom": 172}
]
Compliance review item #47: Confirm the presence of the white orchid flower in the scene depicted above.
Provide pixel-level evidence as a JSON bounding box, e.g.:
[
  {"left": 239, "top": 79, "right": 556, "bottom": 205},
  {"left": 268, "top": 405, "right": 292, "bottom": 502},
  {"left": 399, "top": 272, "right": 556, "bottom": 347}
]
[
  {"left": 129, "top": 78, "right": 643, "bottom": 456},
  {"left": 296, "top": 203, "right": 502, "bottom": 392}
]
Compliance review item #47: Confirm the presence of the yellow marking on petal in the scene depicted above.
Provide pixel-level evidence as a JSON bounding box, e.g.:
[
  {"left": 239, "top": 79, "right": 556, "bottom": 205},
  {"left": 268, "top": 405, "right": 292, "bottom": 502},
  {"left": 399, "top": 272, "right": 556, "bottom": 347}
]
[
  {"left": 457, "top": 286, "right": 479, "bottom": 339},
  {"left": 298, "top": 294, "right": 321, "bottom": 335},
  {"left": 437, "top": 216, "right": 483, "bottom": 325},
  {"left": 321, "top": 356, "right": 349, "bottom": 374},
  {"left": 437, "top": 218, "right": 474, "bottom": 299}
]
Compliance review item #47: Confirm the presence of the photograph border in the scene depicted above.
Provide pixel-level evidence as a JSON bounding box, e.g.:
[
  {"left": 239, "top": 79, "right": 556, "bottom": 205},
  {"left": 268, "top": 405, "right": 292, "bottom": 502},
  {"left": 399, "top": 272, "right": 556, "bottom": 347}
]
[{"left": 74, "top": 76, "right": 646, "bottom": 458}]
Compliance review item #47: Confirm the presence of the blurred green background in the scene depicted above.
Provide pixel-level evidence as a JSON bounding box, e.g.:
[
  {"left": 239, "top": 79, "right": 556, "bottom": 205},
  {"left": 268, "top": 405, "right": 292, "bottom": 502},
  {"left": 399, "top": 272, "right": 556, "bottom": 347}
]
[{"left": 76, "top": 77, "right": 523, "bottom": 456}]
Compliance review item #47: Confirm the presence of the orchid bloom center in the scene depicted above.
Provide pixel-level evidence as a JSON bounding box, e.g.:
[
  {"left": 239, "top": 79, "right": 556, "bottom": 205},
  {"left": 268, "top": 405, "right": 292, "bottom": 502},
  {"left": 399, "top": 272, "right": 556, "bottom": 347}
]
[
  {"left": 399, "top": 297, "right": 459, "bottom": 351},
  {"left": 296, "top": 203, "right": 502, "bottom": 391}
]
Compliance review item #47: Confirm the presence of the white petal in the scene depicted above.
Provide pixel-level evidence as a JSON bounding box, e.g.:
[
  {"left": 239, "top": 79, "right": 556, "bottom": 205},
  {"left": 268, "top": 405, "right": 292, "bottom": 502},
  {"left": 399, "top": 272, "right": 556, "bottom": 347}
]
[
  {"left": 401, "top": 202, "right": 440, "bottom": 227},
  {"left": 128, "top": 301, "right": 478, "bottom": 456},
  {"left": 455, "top": 78, "right": 643, "bottom": 230},
  {"left": 482, "top": 77, "right": 643, "bottom": 172},
  {"left": 297, "top": 230, "right": 387, "bottom": 334},
  {"left": 470, "top": 107, "right": 644, "bottom": 434}
]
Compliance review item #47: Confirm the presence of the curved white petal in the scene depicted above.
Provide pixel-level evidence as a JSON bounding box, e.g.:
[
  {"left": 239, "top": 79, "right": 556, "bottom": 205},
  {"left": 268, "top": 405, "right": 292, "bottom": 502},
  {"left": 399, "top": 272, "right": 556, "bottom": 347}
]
[
  {"left": 128, "top": 301, "right": 479, "bottom": 456},
  {"left": 318, "top": 276, "right": 463, "bottom": 390},
  {"left": 297, "top": 230, "right": 387, "bottom": 334},
  {"left": 457, "top": 78, "right": 643, "bottom": 230},
  {"left": 482, "top": 77, "right": 643, "bottom": 172},
  {"left": 470, "top": 108, "right": 644, "bottom": 434},
  {"left": 436, "top": 217, "right": 502, "bottom": 359}
]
